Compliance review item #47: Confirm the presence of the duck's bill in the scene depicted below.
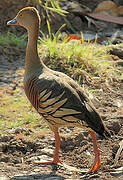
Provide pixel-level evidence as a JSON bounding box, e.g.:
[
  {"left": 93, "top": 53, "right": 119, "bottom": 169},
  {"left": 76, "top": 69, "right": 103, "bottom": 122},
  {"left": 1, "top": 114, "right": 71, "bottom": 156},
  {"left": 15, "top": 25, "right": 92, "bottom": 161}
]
[{"left": 7, "top": 19, "right": 18, "bottom": 26}]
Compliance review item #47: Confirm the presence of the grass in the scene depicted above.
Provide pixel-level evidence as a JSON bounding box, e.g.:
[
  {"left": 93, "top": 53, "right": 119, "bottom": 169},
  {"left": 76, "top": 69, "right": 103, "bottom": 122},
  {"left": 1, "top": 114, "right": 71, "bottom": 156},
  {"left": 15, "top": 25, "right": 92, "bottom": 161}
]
[
  {"left": 0, "top": 32, "right": 27, "bottom": 48},
  {"left": 0, "top": 88, "right": 47, "bottom": 135},
  {"left": 0, "top": 32, "right": 27, "bottom": 60},
  {"left": 38, "top": 33, "right": 122, "bottom": 81},
  {"left": 29, "top": 0, "right": 68, "bottom": 17}
]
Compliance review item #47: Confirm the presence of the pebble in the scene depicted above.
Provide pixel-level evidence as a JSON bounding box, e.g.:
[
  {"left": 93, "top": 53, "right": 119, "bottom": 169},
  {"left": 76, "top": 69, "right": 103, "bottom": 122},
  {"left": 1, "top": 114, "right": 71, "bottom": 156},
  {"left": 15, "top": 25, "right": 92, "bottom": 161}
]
[
  {"left": 41, "top": 148, "right": 54, "bottom": 155},
  {"left": 15, "top": 127, "right": 26, "bottom": 134}
]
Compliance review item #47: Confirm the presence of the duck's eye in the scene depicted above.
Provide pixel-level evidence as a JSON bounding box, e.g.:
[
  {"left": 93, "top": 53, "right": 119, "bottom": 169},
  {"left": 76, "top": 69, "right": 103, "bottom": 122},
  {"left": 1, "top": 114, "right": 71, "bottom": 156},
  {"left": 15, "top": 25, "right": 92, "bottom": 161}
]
[{"left": 19, "top": 14, "right": 23, "bottom": 18}]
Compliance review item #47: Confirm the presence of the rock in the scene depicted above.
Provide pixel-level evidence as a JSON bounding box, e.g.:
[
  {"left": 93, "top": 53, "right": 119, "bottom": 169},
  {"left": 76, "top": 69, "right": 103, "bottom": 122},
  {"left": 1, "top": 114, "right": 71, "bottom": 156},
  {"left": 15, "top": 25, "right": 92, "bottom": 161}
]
[
  {"left": 15, "top": 127, "right": 26, "bottom": 134},
  {"left": 35, "top": 155, "right": 52, "bottom": 163},
  {"left": 41, "top": 148, "right": 54, "bottom": 156},
  {"left": 72, "top": 16, "right": 83, "bottom": 31},
  {"left": 93, "top": 1, "right": 118, "bottom": 16},
  {"left": 110, "top": 48, "right": 123, "bottom": 59},
  {"left": 64, "top": 1, "right": 91, "bottom": 14}
]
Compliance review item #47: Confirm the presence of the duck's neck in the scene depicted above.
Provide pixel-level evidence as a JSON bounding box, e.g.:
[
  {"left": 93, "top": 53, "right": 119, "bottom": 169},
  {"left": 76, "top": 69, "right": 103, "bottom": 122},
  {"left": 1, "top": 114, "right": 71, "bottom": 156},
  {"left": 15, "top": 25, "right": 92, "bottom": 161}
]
[{"left": 25, "top": 27, "right": 42, "bottom": 75}]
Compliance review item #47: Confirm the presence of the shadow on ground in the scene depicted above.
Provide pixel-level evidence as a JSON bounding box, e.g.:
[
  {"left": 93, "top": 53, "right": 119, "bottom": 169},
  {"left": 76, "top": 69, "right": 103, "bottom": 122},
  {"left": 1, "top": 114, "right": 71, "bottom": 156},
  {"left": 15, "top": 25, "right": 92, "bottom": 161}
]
[{"left": 10, "top": 173, "right": 65, "bottom": 180}]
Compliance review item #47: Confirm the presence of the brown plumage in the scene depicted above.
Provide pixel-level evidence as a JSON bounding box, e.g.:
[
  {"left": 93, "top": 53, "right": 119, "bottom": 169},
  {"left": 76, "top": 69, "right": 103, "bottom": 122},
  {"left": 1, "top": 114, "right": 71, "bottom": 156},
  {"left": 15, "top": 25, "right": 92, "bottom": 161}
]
[{"left": 7, "top": 7, "right": 110, "bottom": 172}]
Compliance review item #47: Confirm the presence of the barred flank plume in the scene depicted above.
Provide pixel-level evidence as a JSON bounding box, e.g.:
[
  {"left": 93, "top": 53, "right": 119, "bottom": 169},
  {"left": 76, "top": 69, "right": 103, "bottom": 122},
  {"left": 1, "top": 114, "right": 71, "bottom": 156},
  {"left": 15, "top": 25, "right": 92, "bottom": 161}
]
[{"left": 24, "top": 75, "right": 84, "bottom": 127}]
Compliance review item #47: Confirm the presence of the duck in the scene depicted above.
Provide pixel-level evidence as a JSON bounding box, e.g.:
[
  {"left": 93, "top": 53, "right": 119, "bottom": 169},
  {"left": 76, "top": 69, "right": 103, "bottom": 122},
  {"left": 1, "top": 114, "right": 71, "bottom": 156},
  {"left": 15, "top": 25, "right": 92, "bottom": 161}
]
[{"left": 7, "top": 7, "right": 110, "bottom": 173}]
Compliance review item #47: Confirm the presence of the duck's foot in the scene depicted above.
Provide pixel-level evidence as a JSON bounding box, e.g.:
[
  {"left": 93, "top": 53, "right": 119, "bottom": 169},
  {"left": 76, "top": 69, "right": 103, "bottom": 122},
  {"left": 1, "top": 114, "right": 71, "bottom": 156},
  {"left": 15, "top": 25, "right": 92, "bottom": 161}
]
[
  {"left": 89, "top": 130, "right": 101, "bottom": 173},
  {"left": 88, "top": 154, "right": 100, "bottom": 173}
]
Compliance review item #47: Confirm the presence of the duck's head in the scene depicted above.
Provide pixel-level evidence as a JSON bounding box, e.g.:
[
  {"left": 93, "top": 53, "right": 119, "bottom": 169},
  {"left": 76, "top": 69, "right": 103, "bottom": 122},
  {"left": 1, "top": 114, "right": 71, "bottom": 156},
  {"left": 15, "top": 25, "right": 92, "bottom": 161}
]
[{"left": 7, "top": 7, "right": 40, "bottom": 31}]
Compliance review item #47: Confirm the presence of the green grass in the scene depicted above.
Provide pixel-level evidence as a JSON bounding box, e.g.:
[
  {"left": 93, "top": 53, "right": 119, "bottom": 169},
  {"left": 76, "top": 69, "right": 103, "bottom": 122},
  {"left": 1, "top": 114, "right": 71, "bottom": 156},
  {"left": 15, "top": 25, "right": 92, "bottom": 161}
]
[
  {"left": 30, "top": 0, "right": 68, "bottom": 17},
  {"left": 0, "top": 88, "right": 47, "bottom": 135},
  {"left": 38, "top": 34, "right": 122, "bottom": 81},
  {"left": 0, "top": 27, "right": 117, "bottom": 80},
  {"left": 0, "top": 32, "right": 27, "bottom": 48},
  {"left": 0, "top": 32, "right": 27, "bottom": 60}
]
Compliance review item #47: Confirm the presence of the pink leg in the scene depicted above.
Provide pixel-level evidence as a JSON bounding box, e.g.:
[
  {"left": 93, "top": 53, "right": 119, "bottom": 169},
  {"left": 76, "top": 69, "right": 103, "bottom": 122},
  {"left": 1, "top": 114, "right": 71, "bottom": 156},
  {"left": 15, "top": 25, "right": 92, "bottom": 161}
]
[
  {"left": 89, "top": 130, "right": 100, "bottom": 173},
  {"left": 35, "top": 130, "right": 62, "bottom": 165}
]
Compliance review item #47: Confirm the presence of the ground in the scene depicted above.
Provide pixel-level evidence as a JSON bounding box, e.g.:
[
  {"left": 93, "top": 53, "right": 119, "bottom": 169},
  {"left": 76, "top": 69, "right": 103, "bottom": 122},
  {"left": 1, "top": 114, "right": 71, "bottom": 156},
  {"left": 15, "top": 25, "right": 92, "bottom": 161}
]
[{"left": 0, "top": 0, "right": 123, "bottom": 180}]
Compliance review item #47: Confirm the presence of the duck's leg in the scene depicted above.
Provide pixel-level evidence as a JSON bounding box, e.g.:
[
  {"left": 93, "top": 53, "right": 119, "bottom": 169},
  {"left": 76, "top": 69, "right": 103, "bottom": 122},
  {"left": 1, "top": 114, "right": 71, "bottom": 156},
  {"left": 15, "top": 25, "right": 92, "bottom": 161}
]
[
  {"left": 35, "top": 129, "right": 62, "bottom": 165},
  {"left": 89, "top": 130, "right": 100, "bottom": 173},
  {"left": 52, "top": 129, "right": 62, "bottom": 164}
]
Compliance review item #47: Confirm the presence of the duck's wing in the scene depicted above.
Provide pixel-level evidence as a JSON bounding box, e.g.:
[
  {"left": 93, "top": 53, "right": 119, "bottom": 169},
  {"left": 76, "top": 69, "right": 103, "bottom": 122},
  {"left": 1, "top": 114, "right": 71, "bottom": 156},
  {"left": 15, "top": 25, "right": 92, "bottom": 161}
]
[{"left": 36, "top": 70, "right": 106, "bottom": 136}]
